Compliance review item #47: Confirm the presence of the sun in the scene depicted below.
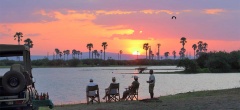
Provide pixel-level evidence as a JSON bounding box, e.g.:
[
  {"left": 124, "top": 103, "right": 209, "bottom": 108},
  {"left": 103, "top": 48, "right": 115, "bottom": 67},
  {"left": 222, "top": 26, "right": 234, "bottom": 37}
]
[{"left": 132, "top": 51, "right": 140, "bottom": 55}]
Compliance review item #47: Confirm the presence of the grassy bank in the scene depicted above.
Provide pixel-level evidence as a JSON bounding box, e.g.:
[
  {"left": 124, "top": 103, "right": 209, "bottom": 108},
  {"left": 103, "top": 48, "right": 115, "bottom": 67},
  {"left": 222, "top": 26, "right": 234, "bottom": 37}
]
[{"left": 40, "top": 87, "right": 240, "bottom": 110}]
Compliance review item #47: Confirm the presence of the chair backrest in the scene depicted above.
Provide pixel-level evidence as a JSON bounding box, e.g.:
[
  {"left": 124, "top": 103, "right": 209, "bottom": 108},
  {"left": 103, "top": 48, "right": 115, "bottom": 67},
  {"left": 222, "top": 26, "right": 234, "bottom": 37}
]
[
  {"left": 130, "top": 83, "right": 139, "bottom": 93},
  {"left": 109, "top": 83, "right": 119, "bottom": 94},
  {"left": 110, "top": 83, "right": 119, "bottom": 89},
  {"left": 87, "top": 85, "right": 99, "bottom": 91}
]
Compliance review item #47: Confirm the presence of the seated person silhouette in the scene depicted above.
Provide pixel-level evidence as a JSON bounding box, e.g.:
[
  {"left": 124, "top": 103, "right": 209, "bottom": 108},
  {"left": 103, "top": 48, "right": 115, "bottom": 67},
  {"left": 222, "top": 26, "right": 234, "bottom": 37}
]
[
  {"left": 102, "top": 77, "right": 118, "bottom": 100},
  {"left": 121, "top": 76, "right": 139, "bottom": 100}
]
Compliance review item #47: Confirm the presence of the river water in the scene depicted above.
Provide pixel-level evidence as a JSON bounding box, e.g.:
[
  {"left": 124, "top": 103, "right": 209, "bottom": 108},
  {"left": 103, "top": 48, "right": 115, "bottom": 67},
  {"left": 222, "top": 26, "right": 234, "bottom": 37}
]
[{"left": 0, "top": 66, "right": 240, "bottom": 105}]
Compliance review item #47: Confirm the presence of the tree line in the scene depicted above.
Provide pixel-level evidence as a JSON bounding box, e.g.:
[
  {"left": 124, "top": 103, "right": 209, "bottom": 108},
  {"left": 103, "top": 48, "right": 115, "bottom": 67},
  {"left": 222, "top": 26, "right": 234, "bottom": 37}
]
[{"left": 177, "top": 50, "right": 240, "bottom": 73}]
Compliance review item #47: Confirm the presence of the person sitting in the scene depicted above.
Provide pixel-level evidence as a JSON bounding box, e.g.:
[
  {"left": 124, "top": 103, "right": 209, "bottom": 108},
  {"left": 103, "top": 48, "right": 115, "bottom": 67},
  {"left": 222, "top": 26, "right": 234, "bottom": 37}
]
[
  {"left": 121, "top": 76, "right": 140, "bottom": 100},
  {"left": 86, "top": 79, "right": 98, "bottom": 97},
  {"left": 102, "top": 77, "right": 117, "bottom": 100}
]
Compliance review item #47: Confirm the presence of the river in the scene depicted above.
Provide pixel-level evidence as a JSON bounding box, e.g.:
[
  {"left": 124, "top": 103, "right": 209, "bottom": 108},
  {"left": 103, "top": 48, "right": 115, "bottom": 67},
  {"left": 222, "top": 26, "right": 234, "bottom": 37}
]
[{"left": 0, "top": 66, "right": 240, "bottom": 105}]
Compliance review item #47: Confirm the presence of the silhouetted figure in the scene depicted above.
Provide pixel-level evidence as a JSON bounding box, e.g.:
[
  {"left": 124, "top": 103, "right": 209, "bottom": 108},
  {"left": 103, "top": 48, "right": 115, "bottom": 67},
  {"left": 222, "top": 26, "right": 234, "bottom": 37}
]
[{"left": 172, "top": 16, "right": 176, "bottom": 19}]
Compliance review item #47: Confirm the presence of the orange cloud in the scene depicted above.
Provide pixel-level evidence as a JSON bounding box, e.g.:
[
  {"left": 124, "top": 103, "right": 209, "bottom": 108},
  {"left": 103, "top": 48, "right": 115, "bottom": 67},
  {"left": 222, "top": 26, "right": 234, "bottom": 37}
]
[
  {"left": 141, "top": 9, "right": 175, "bottom": 14},
  {"left": 204, "top": 9, "right": 226, "bottom": 14},
  {"left": 95, "top": 10, "right": 134, "bottom": 15}
]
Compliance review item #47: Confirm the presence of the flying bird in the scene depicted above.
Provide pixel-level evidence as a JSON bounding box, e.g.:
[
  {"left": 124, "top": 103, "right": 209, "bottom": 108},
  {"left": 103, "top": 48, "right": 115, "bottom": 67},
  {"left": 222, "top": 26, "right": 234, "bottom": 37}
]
[{"left": 172, "top": 16, "right": 176, "bottom": 19}]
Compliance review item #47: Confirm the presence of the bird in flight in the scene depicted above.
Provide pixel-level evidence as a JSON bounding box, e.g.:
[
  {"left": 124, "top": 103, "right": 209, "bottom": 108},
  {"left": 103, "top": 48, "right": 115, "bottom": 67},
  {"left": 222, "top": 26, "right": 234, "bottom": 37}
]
[{"left": 172, "top": 16, "right": 176, "bottom": 19}]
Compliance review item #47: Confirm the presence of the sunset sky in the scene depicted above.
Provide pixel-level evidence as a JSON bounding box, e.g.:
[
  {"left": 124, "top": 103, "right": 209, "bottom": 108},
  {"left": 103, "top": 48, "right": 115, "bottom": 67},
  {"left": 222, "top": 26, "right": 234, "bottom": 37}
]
[{"left": 0, "top": 0, "right": 239, "bottom": 57}]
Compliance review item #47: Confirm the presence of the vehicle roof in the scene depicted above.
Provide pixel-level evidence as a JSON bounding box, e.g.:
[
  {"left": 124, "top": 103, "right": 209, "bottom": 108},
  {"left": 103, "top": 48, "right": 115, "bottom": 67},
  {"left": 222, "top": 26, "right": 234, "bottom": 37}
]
[{"left": 0, "top": 44, "right": 30, "bottom": 57}]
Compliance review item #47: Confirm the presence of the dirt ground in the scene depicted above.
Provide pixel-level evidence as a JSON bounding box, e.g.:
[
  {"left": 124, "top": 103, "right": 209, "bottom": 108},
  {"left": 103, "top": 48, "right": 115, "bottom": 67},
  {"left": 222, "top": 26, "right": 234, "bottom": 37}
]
[{"left": 43, "top": 88, "right": 240, "bottom": 110}]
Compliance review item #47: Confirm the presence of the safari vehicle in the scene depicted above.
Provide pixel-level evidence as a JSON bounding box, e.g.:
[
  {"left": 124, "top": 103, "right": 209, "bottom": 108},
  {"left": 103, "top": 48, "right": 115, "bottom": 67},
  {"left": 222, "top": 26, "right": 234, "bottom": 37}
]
[{"left": 0, "top": 44, "right": 53, "bottom": 110}]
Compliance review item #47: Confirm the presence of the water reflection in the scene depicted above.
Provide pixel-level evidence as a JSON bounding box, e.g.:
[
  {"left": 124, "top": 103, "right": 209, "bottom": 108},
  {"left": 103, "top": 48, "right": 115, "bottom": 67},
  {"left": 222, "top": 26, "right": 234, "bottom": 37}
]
[{"left": 0, "top": 66, "right": 239, "bottom": 105}]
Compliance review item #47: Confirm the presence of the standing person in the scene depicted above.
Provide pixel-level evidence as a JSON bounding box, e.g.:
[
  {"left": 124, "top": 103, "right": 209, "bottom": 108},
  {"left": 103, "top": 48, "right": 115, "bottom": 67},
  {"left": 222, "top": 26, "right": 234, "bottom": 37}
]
[
  {"left": 146, "top": 69, "right": 155, "bottom": 99},
  {"left": 86, "top": 79, "right": 98, "bottom": 96}
]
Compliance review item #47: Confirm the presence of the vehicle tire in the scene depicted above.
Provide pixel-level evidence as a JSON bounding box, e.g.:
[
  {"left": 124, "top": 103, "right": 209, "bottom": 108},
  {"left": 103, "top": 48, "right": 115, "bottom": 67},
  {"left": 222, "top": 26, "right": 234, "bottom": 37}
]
[{"left": 2, "top": 71, "right": 26, "bottom": 94}]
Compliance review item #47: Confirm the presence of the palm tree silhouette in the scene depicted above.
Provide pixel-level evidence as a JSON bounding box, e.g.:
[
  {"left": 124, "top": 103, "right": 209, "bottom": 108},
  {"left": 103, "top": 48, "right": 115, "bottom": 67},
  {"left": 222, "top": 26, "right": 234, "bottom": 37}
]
[
  {"left": 172, "top": 50, "right": 176, "bottom": 60},
  {"left": 100, "top": 50, "right": 103, "bottom": 60},
  {"left": 179, "top": 48, "right": 186, "bottom": 59},
  {"left": 93, "top": 50, "right": 98, "bottom": 59},
  {"left": 66, "top": 50, "right": 70, "bottom": 60},
  {"left": 55, "top": 48, "right": 60, "bottom": 59},
  {"left": 24, "top": 38, "right": 33, "bottom": 48},
  {"left": 143, "top": 43, "right": 149, "bottom": 59},
  {"left": 14, "top": 32, "right": 23, "bottom": 45},
  {"left": 102, "top": 42, "right": 108, "bottom": 60},
  {"left": 80, "top": 52, "right": 82, "bottom": 59},
  {"left": 119, "top": 50, "right": 123, "bottom": 60},
  {"left": 157, "top": 43, "right": 161, "bottom": 60},
  {"left": 180, "top": 37, "right": 187, "bottom": 49},
  {"left": 97, "top": 53, "right": 100, "bottom": 59},
  {"left": 203, "top": 43, "right": 208, "bottom": 52},
  {"left": 180, "top": 37, "right": 187, "bottom": 58},
  {"left": 164, "top": 52, "right": 170, "bottom": 59},
  {"left": 87, "top": 43, "right": 93, "bottom": 59},
  {"left": 72, "top": 49, "right": 77, "bottom": 59},
  {"left": 192, "top": 44, "right": 197, "bottom": 59},
  {"left": 63, "top": 50, "right": 67, "bottom": 60},
  {"left": 59, "top": 51, "right": 63, "bottom": 59},
  {"left": 76, "top": 50, "right": 80, "bottom": 59},
  {"left": 197, "top": 41, "right": 203, "bottom": 52}
]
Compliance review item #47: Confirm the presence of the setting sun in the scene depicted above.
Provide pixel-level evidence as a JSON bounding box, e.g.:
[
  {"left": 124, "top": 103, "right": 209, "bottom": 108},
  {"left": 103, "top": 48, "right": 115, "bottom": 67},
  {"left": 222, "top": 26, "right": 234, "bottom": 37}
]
[{"left": 132, "top": 51, "right": 140, "bottom": 55}]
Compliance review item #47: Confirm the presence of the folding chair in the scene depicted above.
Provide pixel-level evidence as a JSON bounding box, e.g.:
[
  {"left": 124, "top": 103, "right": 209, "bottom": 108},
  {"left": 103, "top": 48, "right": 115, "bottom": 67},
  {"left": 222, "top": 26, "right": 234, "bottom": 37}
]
[
  {"left": 105, "top": 83, "right": 120, "bottom": 102},
  {"left": 126, "top": 83, "right": 140, "bottom": 101},
  {"left": 86, "top": 85, "right": 100, "bottom": 104}
]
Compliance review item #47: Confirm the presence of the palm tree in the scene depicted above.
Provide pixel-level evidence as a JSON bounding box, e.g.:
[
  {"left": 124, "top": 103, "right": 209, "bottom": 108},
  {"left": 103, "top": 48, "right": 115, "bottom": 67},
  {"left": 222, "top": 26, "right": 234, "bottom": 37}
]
[
  {"left": 164, "top": 52, "right": 169, "bottom": 59},
  {"left": 66, "top": 50, "right": 70, "bottom": 60},
  {"left": 72, "top": 49, "right": 77, "bottom": 59},
  {"left": 151, "top": 54, "right": 154, "bottom": 60},
  {"left": 55, "top": 48, "right": 60, "bottom": 59},
  {"left": 157, "top": 43, "right": 161, "bottom": 60},
  {"left": 102, "top": 42, "right": 108, "bottom": 60},
  {"left": 87, "top": 43, "right": 93, "bottom": 59},
  {"left": 14, "top": 32, "right": 23, "bottom": 45},
  {"left": 93, "top": 50, "right": 98, "bottom": 59},
  {"left": 119, "top": 50, "right": 123, "bottom": 60},
  {"left": 100, "top": 50, "right": 103, "bottom": 60},
  {"left": 192, "top": 44, "right": 197, "bottom": 59},
  {"left": 59, "top": 51, "right": 63, "bottom": 59},
  {"left": 80, "top": 52, "right": 82, "bottom": 59},
  {"left": 143, "top": 43, "right": 149, "bottom": 59},
  {"left": 148, "top": 46, "right": 152, "bottom": 60},
  {"left": 196, "top": 49, "right": 200, "bottom": 57},
  {"left": 63, "top": 50, "right": 67, "bottom": 60},
  {"left": 180, "top": 37, "right": 187, "bottom": 49},
  {"left": 97, "top": 53, "right": 100, "bottom": 59},
  {"left": 76, "top": 50, "right": 80, "bottom": 59},
  {"left": 172, "top": 50, "right": 176, "bottom": 59},
  {"left": 203, "top": 42, "right": 208, "bottom": 52},
  {"left": 24, "top": 38, "right": 34, "bottom": 48},
  {"left": 179, "top": 48, "right": 186, "bottom": 59},
  {"left": 197, "top": 41, "right": 203, "bottom": 52}
]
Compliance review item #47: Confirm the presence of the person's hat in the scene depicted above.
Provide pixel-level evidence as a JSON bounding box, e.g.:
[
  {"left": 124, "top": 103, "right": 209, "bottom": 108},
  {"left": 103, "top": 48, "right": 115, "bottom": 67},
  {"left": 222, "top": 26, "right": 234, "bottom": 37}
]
[
  {"left": 112, "top": 77, "right": 116, "bottom": 80},
  {"left": 134, "top": 76, "right": 139, "bottom": 79},
  {"left": 90, "top": 79, "right": 93, "bottom": 82}
]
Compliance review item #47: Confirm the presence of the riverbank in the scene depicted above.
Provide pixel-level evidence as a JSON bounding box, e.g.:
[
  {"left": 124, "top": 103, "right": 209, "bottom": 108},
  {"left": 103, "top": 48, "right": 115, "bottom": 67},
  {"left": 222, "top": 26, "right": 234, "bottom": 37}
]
[{"left": 40, "top": 87, "right": 240, "bottom": 110}]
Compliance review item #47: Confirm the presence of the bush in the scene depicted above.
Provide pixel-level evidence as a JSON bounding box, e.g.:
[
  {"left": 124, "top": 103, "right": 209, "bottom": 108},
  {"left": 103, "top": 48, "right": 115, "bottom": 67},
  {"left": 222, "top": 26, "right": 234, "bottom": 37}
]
[
  {"left": 205, "top": 57, "right": 231, "bottom": 73},
  {"left": 177, "top": 58, "right": 199, "bottom": 73}
]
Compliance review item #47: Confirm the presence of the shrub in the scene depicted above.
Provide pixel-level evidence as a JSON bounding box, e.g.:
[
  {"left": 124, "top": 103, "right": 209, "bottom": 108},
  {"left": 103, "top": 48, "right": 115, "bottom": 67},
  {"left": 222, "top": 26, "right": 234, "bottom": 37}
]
[
  {"left": 205, "top": 57, "right": 231, "bottom": 73},
  {"left": 177, "top": 58, "right": 199, "bottom": 73}
]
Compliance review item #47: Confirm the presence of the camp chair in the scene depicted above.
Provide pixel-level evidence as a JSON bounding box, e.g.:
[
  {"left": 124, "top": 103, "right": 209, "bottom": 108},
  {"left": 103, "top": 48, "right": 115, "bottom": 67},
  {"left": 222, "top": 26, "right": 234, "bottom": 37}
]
[
  {"left": 105, "top": 83, "right": 120, "bottom": 102},
  {"left": 86, "top": 85, "right": 100, "bottom": 104},
  {"left": 126, "top": 83, "right": 139, "bottom": 101}
]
